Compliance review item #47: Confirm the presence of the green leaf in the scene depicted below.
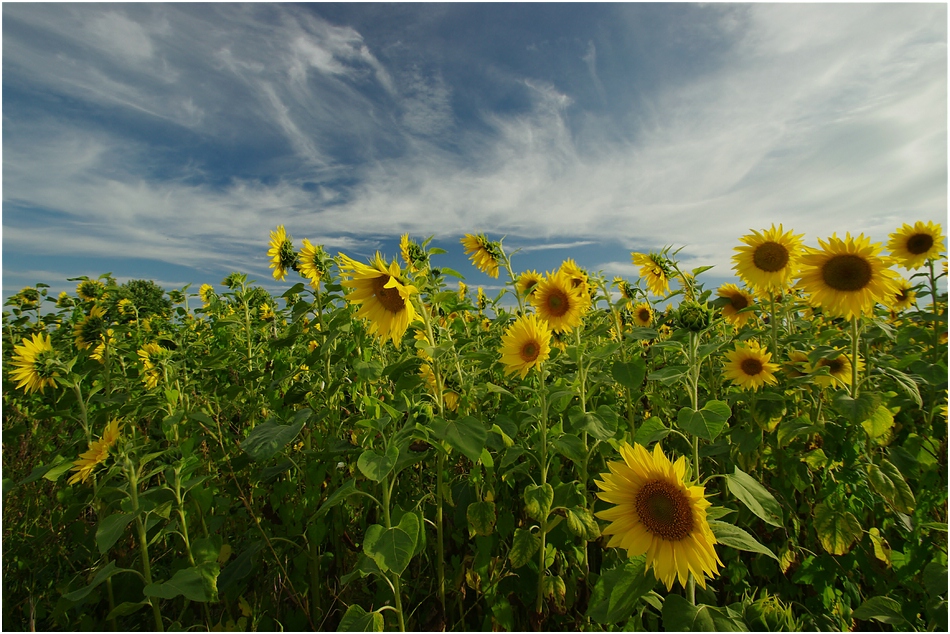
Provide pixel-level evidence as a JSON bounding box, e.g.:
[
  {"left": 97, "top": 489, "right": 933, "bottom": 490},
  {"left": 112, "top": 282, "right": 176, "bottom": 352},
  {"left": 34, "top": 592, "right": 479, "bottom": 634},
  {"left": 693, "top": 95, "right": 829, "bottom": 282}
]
[
  {"left": 144, "top": 563, "right": 219, "bottom": 602},
  {"left": 725, "top": 467, "right": 783, "bottom": 527},
  {"left": 852, "top": 596, "right": 907, "bottom": 626},
  {"left": 612, "top": 358, "right": 647, "bottom": 392},
  {"left": 106, "top": 601, "right": 149, "bottom": 620},
  {"left": 832, "top": 390, "right": 879, "bottom": 424},
  {"left": 867, "top": 460, "right": 916, "bottom": 514},
  {"left": 634, "top": 417, "right": 670, "bottom": 446},
  {"left": 97, "top": 513, "right": 135, "bottom": 555},
  {"left": 676, "top": 400, "right": 731, "bottom": 441},
  {"left": 626, "top": 327, "right": 659, "bottom": 341},
  {"left": 509, "top": 528, "right": 541, "bottom": 569},
  {"left": 429, "top": 416, "right": 487, "bottom": 463},
  {"left": 777, "top": 416, "right": 820, "bottom": 448},
  {"left": 338, "top": 604, "right": 384, "bottom": 632},
  {"left": 217, "top": 541, "right": 264, "bottom": 593},
  {"left": 586, "top": 556, "right": 655, "bottom": 624},
  {"left": 362, "top": 524, "right": 416, "bottom": 576},
  {"left": 353, "top": 360, "right": 384, "bottom": 382},
  {"left": 553, "top": 434, "right": 587, "bottom": 463},
  {"left": 648, "top": 365, "right": 688, "bottom": 384},
  {"left": 923, "top": 561, "right": 948, "bottom": 598},
  {"left": 467, "top": 501, "right": 497, "bottom": 536},
  {"left": 862, "top": 406, "right": 895, "bottom": 445},
  {"left": 240, "top": 417, "right": 306, "bottom": 461},
  {"left": 751, "top": 392, "right": 785, "bottom": 431},
  {"left": 868, "top": 528, "right": 891, "bottom": 565},
  {"left": 64, "top": 561, "right": 138, "bottom": 602},
  {"left": 814, "top": 500, "right": 862, "bottom": 555},
  {"left": 565, "top": 507, "right": 601, "bottom": 541},
  {"left": 662, "top": 594, "right": 747, "bottom": 631},
  {"left": 314, "top": 479, "right": 357, "bottom": 520},
  {"left": 708, "top": 520, "right": 780, "bottom": 562},
  {"left": 43, "top": 457, "right": 76, "bottom": 483},
  {"left": 524, "top": 483, "right": 554, "bottom": 522},
  {"left": 575, "top": 410, "right": 617, "bottom": 441},
  {"left": 357, "top": 445, "right": 399, "bottom": 483}
]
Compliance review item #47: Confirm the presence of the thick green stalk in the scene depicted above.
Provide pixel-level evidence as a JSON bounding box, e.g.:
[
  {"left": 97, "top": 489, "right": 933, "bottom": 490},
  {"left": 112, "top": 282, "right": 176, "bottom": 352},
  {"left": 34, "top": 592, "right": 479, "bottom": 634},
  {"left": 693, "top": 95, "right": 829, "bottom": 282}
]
[
  {"left": 128, "top": 459, "right": 164, "bottom": 632},
  {"left": 381, "top": 475, "right": 406, "bottom": 632},
  {"left": 535, "top": 363, "right": 550, "bottom": 614},
  {"left": 850, "top": 318, "right": 861, "bottom": 400},
  {"left": 686, "top": 331, "right": 701, "bottom": 606}
]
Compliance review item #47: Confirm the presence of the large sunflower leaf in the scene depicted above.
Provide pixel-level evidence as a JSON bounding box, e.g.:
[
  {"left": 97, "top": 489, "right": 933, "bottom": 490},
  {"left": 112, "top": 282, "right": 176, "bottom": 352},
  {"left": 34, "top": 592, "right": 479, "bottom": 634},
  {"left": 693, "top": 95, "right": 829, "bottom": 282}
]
[
  {"left": 466, "top": 501, "right": 496, "bottom": 537},
  {"left": 586, "top": 556, "right": 654, "bottom": 624},
  {"left": 814, "top": 500, "right": 862, "bottom": 555},
  {"left": 509, "top": 528, "right": 541, "bottom": 569},
  {"left": 725, "top": 467, "right": 783, "bottom": 527},
  {"left": 428, "top": 416, "right": 487, "bottom": 463},
  {"left": 677, "top": 400, "right": 731, "bottom": 441},
  {"left": 708, "top": 520, "right": 780, "bottom": 562},
  {"left": 852, "top": 596, "right": 908, "bottom": 627},
  {"left": 662, "top": 594, "right": 747, "bottom": 631},
  {"left": 338, "top": 604, "right": 385, "bottom": 632},
  {"left": 362, "top": 524, "right": 416, "bottom": 576},
  {"left": 357, "top": 445, "right": 399, "bottom": 483}
]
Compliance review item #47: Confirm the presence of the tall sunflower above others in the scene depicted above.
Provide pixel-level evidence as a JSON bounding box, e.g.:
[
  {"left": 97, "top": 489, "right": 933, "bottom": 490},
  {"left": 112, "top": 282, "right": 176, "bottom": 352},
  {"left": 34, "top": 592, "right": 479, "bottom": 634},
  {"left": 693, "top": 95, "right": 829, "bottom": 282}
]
[
  {"left": 887, "top": 221, "right": 945, "bottom": 270},
  {"left": 732, "top": 224, "right": 805, "bottom": 293},
  {"left": 595, "top": 442, "right": 722, "bottom": 591},
  {"left": 338, "top": 252, "right": 419, "bottom": 347},
  {"left": 268, "top": 225, "right": 298, "bottom": 281},
  {"left": 631, "top": 252, "right": 673, "bottom": 297},
  {"left": 796, "top": 233, "right": 900, "bottom": 321}
]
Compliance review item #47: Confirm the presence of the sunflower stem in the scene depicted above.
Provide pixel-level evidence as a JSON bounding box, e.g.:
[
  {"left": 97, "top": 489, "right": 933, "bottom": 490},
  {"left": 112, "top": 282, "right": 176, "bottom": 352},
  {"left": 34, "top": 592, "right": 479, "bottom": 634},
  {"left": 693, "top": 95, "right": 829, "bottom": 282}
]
[
  {"left": 850, "top": 317, "right": 861, "bottom": 400},
  {"left": 769, "top": 293, "right": 779, "bottom": 360},
  {"left": 536, "top": 361, "right": 550, "bottom": 615}
]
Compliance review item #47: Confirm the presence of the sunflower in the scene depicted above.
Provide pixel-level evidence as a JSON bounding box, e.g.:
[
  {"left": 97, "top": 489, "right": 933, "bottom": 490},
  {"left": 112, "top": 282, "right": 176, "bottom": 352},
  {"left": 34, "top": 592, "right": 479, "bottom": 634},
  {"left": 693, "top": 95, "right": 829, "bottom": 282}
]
[
  {"left": 90, "top": 329, "right": 114, "bottom": 364},
  {"left": 338, "top": 252, "right": 419, "bottom": 347},
  {"left": 76, "top": 279, "right": 105, "bottom": 302},
  {"left": 298, "top": 239, "right": 328, "bottom": 288},
  {"left": 457, "top": 282, "right": 468, "bottom": 301},
  {"left": 10, "top": 332, "right": 59, "bottom": 394},
  {"left": 723, "top": 341, "right": 779, "bottom": 391},
  {"left": 476, "top": 287, "right": 489, "bottom": 312},
  {"left": 732, "top": 225, "right": 804, "bottom": 293},
  {"left": 632, "top": 252, "right": 672, "bottom": 297},
  {"left": 529, "top": 270, "right": 588, "bottom": 332},
  {"left": 267, "top": 225, "right": 297, "bottom": 281},
  {"left": 796, "top": 233, "right": 900, "bottom": 321},
  {"left": 260, "top": 303, "right": 275, "bottom": 321},
  {"left": 632, "top": 302, "right": 653, "bottom": 327},
  {"left": 117, "top": 298, "right": 136, "bottom": 317},
  {"left": 887, "top": 221, "right": 945, "bottom": 270},
  {"left": 516, "top": 270, "right": 544, "bottom": 296},
  {"left": 717, "top": 283, "right": 757, "bottom": 329},
  {"left": 199, "top": 284, "right": 216, "bottom": 307},
  {"left": 73, "top": 306, "right": 107, "bottom": 351},
  {"left": 782, "top": 350, "right": 811, "bottom": 379},
  {"left": 399, "top": 233, "right": 428, "bottom": 272},
  {"left": 888, "top": 278, "right": 917, "bottom": 312},
  {"left": 595, "top": 442, "right": 721, "bottom": 591},
  {"left": 614, "top": 277, "right": 637, "bottom": 301},
  {"left": 138, "top": 342, "right": 167, "bottom": 390},
  {"left": 461, "top": 233, "right": 501, "bottom": 278},
  {"left": 810, "top": 350, "right": 863, "bottom": 390},
  {"left": 498, "top": 313, "right": 552, "bottom": 379},
  {"left": 68, "top": 419, "right": 121, "bottom": 485},
  {"left": 559, "top": 259, "right": 589, "bottom": 295},
  {"left": 56, "top": 292, "right": 74, "bottom": 309}
]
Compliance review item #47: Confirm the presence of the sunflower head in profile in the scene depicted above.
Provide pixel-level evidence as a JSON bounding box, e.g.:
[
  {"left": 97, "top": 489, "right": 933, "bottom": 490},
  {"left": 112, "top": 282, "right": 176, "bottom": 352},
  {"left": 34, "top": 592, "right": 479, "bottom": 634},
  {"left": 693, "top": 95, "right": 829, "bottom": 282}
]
[
  {"left": 595, "top": 442, "right": 722, "bottom": 591},
  {"left": 516, "top": 270, "right": 544, "bottom": 296},
  {"left": 888, "top": 278, "right": 917, "bottom": 313},
  {"left": 559, "top": 259, "right": 590, "bottom": 295},
  {"left": 68, "top": 419, "right": 122, "bottom": 486},
  {"left": 73, "top": 306, "right": 108, "bottom": 351},
  {"left": 613, "top": 277, "right": 638, "bottom": 301},
  {"left": 498, "top": 313, "right": 552, "bottom": 379},
  {"left": 796, "top": 233, "right": 900, "bottom": 321},
  {"left": 267, "top": 225, "right": 298, "bottom": 282},
  {"left": 723, "top": 341, "right": 779, "bottom": 391},
  {"left": 399, "top": 233, "right": 428, "bottom": 273},
  {"left": 632, "top": 252, "right": 673, "bottom": 297},
  {"left": 887, "top": 221, "right": 945, "bottom": 270},
  {"left": 11, "top": 332, "right": 60, "bottom": 394},
  {"left": 632, "top": 302, "right": 653, "bottom": 327},
  {"left": 782, "top": 349, "right": 811, "bottom": 379},
  {"left": 461, "top": 233, "right": 502, "bottom": 279},
  {"left": 298, "top": 239, "right": 330, "bottom": 289},
  {"left": 476, "top": 286, "right": 489, "bottom": 312},
  {"left": 56, "top": 292, "right": 75, "bottom": 309},
  {"left": 199, "top": 284, "right": 217, "bottom": 307},
  {"left": 457, "top": 281, "right": 468, "bottom": 301},
  {"left": 138, "top": 342, "right": 168, "bottom": 390},
  {"left": 717, "top": 283, "right": 757, "bottom": 329},
  {"left": 529, "top": 270, "right": 589, "bottom": 332},
  {"left": 338, "top": 252, "right": 419, "bottom": 347},
  {"left": 810, "top": 350, "right": 863, "bottom": 390},
  {"left": 732, "top": 225, "right": 804, "bottom": 293},
  {"left": 76, "top": 279, "right": 105, "bottom": 302}
]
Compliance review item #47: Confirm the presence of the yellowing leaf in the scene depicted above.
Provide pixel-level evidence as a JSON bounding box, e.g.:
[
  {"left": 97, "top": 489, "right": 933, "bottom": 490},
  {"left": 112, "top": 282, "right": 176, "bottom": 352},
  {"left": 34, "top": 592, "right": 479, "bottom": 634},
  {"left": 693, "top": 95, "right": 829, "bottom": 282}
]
[
  {"left": 861, "top": 406, "right": 895, "bottom": 446},
  {"left": 814, "top": 501, "right": 862, "bottom": 555},
  {"left": 238, "top": 595, "right": 253, "bottom": 618},
  {"left": 868, "top": 528, "right": 891, "bottom": 566}
]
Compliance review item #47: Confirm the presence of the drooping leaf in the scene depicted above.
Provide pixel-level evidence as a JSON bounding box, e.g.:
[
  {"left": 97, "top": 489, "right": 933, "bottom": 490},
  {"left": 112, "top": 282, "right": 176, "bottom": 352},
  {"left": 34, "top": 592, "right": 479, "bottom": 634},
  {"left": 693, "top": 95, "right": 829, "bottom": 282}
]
[
  {"left": 866, "top": 460, "right": 916, "bottom": 514},
  {"left": 612, "top": 358, "right": 647, "bottom": 392},
  {"left": 862, "top": 406, "right": 896, "bottom": 445},
  {"left": 429, "top": 416, "right": 487, "bottom": 463},
  {"left": 467, "top": 501, "right": 497, "bottom": 536},
  {"left": 240, "top": 417, "right": 307, "bottom": 461},
  {"left": 338, "top": 604, "right": 384, "bottom": 632},
  {"left": 634, "top": 417, "right": 670, "bottom": 446},
  {"left": 357, "top": 445, "right": 399, "bottom": 483},
  {"left": 144, "top": 563, "right": 219, "bottom": 602},
  {"left": 725, "top": 467, "right": 783, "bottom": 527},
  {"left": 662, "top": 594, "right": 747, "bottom": 631},
  {"left": 63, "top": 561, "right": 138, "bottom": 602},
  {"left": 509, "top": 528, "right": 541, "bottom": 569},
  {"left": 97, "top": 513, "right": 135, "bottom": 555},
  {"left": 362, "top": 524, "right": 416, "bottom": 576},
  {"left": 524, "top": 483, "right": 554, "bottom": 522},
  {"left": 709, "top": 520, "right": 780, "bottom": 562},
  {"left": 814, "top": 500, "right": 862, "bottom": 555},
  {"left": 852, "top": 596, "right": 907, "bottom": 626},
  {"left": 553, "top": 434, "right": 587, "bottom": 463},
  {"left": 586, "top": 556, "right": 654, "bottom": 624},
  {"left": 676, "top": 400, "right": 731, "bottom": 441},
  {"left": 565, "top": 507, "right": 601, "bottom": 541},
  {"left": 832, "top": 390, "right": 879, "bottom": 425},
  {"left": 868, "top": 528, "right": 891, "bottom": 566}
]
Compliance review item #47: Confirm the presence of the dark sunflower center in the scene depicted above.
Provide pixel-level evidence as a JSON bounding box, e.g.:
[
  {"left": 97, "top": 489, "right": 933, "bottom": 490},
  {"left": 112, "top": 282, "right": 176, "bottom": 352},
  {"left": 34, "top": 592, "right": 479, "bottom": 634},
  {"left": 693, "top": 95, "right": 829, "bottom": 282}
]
[
  {"left": 822, "top": 254, "right": 872, "bottom": 292},
  {"left": 741, "top": 358, "right": 764, "bottom": 376},
  {"left": 906, "top": 233, "right": 934, "bottom": 255},
  {"left": 545, "top": 289, "right": 570, "bottom": 317},
  {"left": 372, "top": 276, "right": 406, "bottom": 313},
  {"left": 752, "top": 242, "right": 789, "bottom": 273},
  {"left": 896, "top": 289, "right": 909, "bottom": 302},
  {"left": 635, "top": 479, "right": 694, "bottom": 541},
  {"left": 638, "top": 308, "right": 651, "bottom": 322},
  {"left": 819, "top": 358, "right": 845, "bottom": 374},
  {"left": 520, "top": 341, "right": 540, "bottom": 363},
  {"left": 730, "top": 294, "right": 749, "bottom": 311}
]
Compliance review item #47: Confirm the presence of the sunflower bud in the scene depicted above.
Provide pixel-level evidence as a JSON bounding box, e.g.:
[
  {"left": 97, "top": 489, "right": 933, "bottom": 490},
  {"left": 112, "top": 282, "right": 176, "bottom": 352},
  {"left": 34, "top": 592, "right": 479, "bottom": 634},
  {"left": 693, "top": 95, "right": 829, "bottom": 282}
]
[{"left": 677, "top": 300, "right": 712, "bottom": 332}]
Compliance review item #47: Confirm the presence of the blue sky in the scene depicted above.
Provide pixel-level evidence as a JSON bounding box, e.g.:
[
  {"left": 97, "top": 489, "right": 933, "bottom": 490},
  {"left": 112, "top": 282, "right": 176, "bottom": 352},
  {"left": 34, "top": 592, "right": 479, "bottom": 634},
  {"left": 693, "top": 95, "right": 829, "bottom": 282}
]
[{"left": 2, "top": 2, "right": 947, "bottom": 308}]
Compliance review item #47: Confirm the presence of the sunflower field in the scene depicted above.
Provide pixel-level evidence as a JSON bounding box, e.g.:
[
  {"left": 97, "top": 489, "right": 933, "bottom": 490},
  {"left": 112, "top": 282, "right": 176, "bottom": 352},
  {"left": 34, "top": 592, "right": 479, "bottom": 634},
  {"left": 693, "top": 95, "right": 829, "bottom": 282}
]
[{"left": 2, "top": 222, "right": 947, "bottom": 632}]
